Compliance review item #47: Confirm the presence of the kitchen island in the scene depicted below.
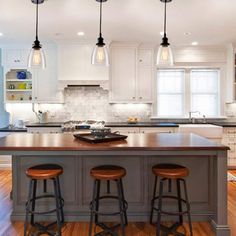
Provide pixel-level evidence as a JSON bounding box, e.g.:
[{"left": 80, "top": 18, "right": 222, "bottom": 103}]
[{"left": 0, "top": 133, "right": 230, "bottom": 236}]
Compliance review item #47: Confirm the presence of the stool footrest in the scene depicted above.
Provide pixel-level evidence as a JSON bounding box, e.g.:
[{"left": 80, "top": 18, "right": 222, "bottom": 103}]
[
  {"left": 26, "top": 194, "right": 64, "bottom": 215},
  {"left": 90, "top": 195, "right": 128, "bottom": 216}
]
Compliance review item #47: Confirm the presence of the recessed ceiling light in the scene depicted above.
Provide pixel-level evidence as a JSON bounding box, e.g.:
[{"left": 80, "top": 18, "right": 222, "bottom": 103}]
[
  {"left": 191, "top": 41, "right": 199, "bottom": 46},
  {"left": 184, "top": 32, "right": 192, "bottom": 36},
  {"left": 0, "top": 32, "right": 3, "bottom": 36},
  {"left": 77, "top": 32, "right": 85, "bottom": 36},
  {"left": 160, "top": 31, "right": 164, "bottom": 36}
]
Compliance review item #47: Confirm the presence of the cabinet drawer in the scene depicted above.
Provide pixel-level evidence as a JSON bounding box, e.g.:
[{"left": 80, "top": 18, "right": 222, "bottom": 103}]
[{"left": 139, "top": 127, "right": 176, "bottom": 134}]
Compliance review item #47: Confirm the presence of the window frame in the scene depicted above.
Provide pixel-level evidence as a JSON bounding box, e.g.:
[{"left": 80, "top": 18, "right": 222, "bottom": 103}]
[{"left": 152, "top": 66, "right": 223, "bottom": 118}]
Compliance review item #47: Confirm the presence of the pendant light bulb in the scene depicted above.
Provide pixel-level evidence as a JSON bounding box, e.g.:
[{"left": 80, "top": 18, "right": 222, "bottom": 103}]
[
  {"left": 28, "top": 46, "right": 46, "bottom": 69},
  {"left": 156, "top": 0, "right": 174, "bottom": 67},
  {"left": 92, "top": 0, "right": 109, "bottom": 66},
  {"left": 28, "top": 0, "right": 46, "bottom": 69},
  {"left": 156, "top": 38, "right": 174, "bottom": 66}
]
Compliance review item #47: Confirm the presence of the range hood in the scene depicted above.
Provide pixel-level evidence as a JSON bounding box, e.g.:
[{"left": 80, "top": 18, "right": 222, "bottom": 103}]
[{"left": 58, "top": 80, "right": 109, "bottom": 90}]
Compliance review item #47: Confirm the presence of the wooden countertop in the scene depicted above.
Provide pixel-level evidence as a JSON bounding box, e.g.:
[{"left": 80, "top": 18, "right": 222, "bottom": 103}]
[{"left": 0, "top": 133, "right": 229, "bottom": 152}]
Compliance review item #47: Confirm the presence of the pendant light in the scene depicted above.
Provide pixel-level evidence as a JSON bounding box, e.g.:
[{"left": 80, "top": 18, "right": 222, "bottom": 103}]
[
  {"left": 91, "top": 0, "right": 109, "bottom": 66},
  {"left": 156, "top": 0, "right": 174, "bottom": 67},
  {"left": 28, "top": 0, "right": 46, "bottom": 69}
]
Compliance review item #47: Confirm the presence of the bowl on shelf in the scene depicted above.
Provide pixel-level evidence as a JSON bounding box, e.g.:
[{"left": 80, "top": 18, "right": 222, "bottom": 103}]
[{"left": 16, "top": 71, "right": 27, "bottom": 80}]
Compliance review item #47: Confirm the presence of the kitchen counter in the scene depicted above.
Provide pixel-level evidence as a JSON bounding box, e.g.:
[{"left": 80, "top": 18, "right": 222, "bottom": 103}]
[
  {"left": 105, "top": 122, "right": 179, "bottom": 127},
  {"left": 0, "top": 133, "right": 229, "bottom": 236},
  {"left": 24, "top": 121, "right": 236, "bottom": 129},
  {"left": 26, "top": 122, "right": 63, "bottom": 128},
  {"left": 0, "top": 127, "right": 27, "bottom": 132}
]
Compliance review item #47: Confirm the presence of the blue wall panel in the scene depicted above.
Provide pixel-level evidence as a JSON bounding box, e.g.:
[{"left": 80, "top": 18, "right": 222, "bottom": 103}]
[{"left": 0, "top": 49, "right": 9, "bottom": 128}]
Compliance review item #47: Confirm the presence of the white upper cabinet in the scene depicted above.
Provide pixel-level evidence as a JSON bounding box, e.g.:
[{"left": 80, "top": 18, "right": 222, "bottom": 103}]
[
  {"left": 2, "top": 49, "right": 30, "bottom": 68},
  {"left": 58, "top": 44, "right": 109, "bottom": 87},
  {"left": 137, "top": 48, "right": 153, "bottom": 102},
  {"left": 110, "top": 44, "right": 137, "bottom": 102},
  {"left": 1, "top": 45, "right": 63, "bottom": 104},
  {"left": 33, "top": 46, "right": 63, "bottom": 103},
  {"left": 110, "top": 43, "right": 154, "bottom": 103}
]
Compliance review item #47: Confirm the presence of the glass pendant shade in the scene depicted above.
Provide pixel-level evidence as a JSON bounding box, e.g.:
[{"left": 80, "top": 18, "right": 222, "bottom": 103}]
[
  {"left": 28, "top": 48, "right": 46, "bottom": 69},
  {"left": 91, "top": 45, "right": 109, "bottom": 66},
  {"left": 156, "top": 45, "right": 174, "bottom": 67}
]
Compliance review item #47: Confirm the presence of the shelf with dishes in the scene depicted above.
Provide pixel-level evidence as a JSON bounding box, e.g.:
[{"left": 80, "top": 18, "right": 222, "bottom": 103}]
[{"left": 4, "top": 69, "right": 33, "bottom": 103}]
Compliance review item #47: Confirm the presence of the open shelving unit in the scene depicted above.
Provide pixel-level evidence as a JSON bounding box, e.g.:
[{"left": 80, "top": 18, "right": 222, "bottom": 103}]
[{"left": 4, "top": 69, "right": 33, "bottom": 103}]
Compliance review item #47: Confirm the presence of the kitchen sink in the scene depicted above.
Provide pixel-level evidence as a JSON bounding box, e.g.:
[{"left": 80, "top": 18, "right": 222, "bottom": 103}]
[{"left": 178, "top": 124, "right": 223, "bottom": 139}]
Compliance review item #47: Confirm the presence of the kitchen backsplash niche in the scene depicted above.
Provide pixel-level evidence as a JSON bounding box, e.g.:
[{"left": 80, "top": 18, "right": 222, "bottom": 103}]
[
  {"left": 7, "top": 87, "right": 152, "bottom": 123},
  {"left": 48, "top": 87, "right": 152, "bottom": 122}
]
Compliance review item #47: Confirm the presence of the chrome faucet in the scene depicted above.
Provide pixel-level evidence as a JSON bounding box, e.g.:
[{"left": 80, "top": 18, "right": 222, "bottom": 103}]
[{"left": 189, "top": 111, "right": 200, "bottom": 123}]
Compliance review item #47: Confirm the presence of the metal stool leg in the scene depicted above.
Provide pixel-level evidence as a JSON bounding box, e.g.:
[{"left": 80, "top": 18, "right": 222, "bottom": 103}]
[
  {"left": 30, "top": 179, "right": 37, "bottom": 226},
  {"left": 150, "top": 176, "right": 158, "bottom": 224},
  {"left": 56, "top": 176, "right": 64, "bottom": 224},
  {"left": 156, "top": 178, "right": 164, "bottom": 236},
  {"left": 183, "top": 179, "right": 193, "bottom": 236},
  {"left": 177, "top": 179, "right": 183, "bottom": 224},
  {"left": 117, "top": 179, "right": 126, "bottom": 236},
  {"left": 24, "top": 179, "right": 33, "bottom": 236},
  {"left": 120, "top": 179, "right": 128, "bottom": 226},
  {"left": 89, "top": 179, "right": 99, "bottom": 236},
  {"left": 53, "top": 178, "right": 62, "bottom": 236},
  {"left": 95, "top": 180, "right": 101, "bottom": 224}
]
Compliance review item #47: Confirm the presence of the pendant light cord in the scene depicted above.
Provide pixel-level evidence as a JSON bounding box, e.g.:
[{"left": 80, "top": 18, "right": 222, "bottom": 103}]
[
  {"left": 164, "top": 0, "right": 167, "bottom": 36},
  {"left": 99, "top": 0, "right": 103, "bottom": 37},
  {"left": 35, "top": 0, "right": 39, "bottom": 40}
]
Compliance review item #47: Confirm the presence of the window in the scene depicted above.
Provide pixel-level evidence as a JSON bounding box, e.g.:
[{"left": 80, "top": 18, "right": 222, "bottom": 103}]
[
  {"left": 156, "top": 68, "right": 220, "bottom": 117},
  {"left": 190, "top": 70, "right": 219, "bottom": 117},
  {"left": 157, "top": 70, "right": 185, "bottom": 117}
]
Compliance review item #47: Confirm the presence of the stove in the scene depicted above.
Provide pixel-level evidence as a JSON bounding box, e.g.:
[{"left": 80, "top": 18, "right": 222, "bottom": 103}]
[{"left": 62, "top": 120, "right": 105, "bottom": 133}]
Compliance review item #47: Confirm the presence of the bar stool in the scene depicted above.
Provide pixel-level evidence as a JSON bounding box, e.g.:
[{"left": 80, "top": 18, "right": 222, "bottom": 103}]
[
  {"left": 24, "top": 164, "right": 65, "bottom": 236},
  {"left": 150, "top": 163, "right": 193, "bottom": 236},
  {"left": 89, "top": 165, "right": 128, "bottom": 236}
]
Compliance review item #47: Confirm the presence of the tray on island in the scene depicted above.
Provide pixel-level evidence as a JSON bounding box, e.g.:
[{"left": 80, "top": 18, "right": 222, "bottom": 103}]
[{"left": 73, "top": 133, "right": 128, "bottom": 143}]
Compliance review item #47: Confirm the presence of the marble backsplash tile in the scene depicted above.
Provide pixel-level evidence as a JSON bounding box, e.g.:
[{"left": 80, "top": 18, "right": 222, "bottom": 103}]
[{"left": 6, "top": 87, "right": 152, "bottom": 123}]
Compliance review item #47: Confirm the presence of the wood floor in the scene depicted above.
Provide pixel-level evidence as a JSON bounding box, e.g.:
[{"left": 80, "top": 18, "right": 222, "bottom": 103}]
[{"left": 0, "top": 170, "right": 235, "bottom": 236}]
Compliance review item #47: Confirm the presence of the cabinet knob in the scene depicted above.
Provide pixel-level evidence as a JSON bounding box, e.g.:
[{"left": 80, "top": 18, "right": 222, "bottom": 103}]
[
  {"left": 139, "top": 59, "right": 143, "bottom": 62},
  {"left": 139, "top": 97, "right": 142, "bottom": 99},
  {"left": 35, "top": 97, "right": 37, "bottom": 100},
  {"left": 132, "top": 97, "right": 135, "bottom": 99}
]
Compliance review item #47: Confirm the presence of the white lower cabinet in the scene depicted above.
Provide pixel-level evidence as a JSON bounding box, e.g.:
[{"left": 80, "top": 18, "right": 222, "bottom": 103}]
[
  {"left": 222, "top": 127, "right": 236, "bottom": 167},
  {"left": 139, "top": 127, "right": 176, "bottom": 133},
  {"left": 109, "top": 127, "right": 176, "bottom": 134},
  {"left": 109, "top": 127, "right": 140, "bottom": 134},
  {"left": 27, "top": 127, "right": 62, "bottom": 134}
]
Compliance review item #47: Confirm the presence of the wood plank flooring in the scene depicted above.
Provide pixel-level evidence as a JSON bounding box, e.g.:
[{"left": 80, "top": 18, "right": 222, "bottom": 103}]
[{"left": 0, "top": 170, "right": 235, "bottom": 235}]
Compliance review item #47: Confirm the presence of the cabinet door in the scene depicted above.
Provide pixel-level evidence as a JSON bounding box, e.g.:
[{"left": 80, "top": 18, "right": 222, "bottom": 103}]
[
  {"left": 137, "top": 49, "right": 154, "bottom": 103},
  {"left": 33, "top": 47, "right": 63, "bottom": 103},
  {"left": 137, "top": 66, "right": 153, "bottom": 102},
  {"left": 3, "top": 49, "right": 30, "bottom": 68},
  {"left": 138, "top": 49, "right": 153, "bottom": 66},
  {"left": 58, "top": 44, "right": 108, "bottom": 81},
  {"left": 110, "top": 46, "right": 137, "bottom": 102}
]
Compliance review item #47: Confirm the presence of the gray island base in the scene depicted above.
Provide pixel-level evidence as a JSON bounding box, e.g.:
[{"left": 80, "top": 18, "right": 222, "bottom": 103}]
[{"left": 0, "top": 133, "right": 230, "bottom": 236}]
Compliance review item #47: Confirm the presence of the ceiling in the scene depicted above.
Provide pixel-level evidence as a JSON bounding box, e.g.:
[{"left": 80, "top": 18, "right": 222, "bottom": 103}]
[{"left": 0, "top": 0, "right": 236, "bottom": 46}]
